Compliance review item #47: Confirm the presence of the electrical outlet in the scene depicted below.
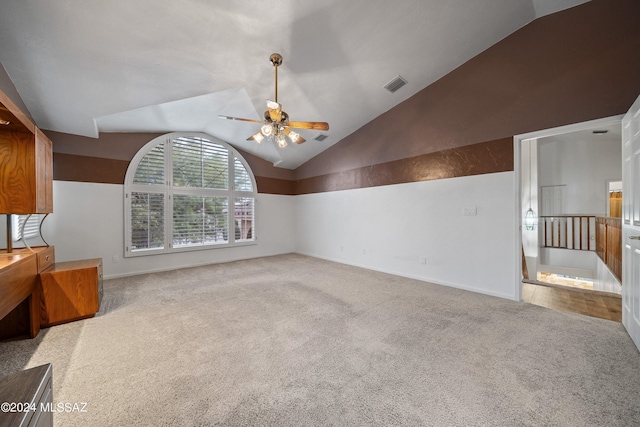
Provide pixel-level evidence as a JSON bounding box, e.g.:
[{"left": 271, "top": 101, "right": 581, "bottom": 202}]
[
  {"left": 340, "top": 245, "right": 344, "bottom": 252},
  {"left": 419, "top": 257, "right": 427, "bottom": 265},
  {"left": 463, "top": 207, "right": 477, "bottom": 216},
  {"left": 112, "top": 255, "right": 119, "bottom": 263},
  {"left": 362, "top": 249, "right": 366, "bottom": 255}
]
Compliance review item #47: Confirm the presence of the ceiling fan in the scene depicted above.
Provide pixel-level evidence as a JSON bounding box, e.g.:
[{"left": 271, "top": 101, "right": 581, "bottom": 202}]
[{"left": 218, "top": 53, "right": 329, "bottom": 148}]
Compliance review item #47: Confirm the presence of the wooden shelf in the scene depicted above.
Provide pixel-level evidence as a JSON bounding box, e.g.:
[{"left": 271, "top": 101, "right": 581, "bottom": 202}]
[{"left": 0, "top": 129, "right": 53, "bottom": 214}]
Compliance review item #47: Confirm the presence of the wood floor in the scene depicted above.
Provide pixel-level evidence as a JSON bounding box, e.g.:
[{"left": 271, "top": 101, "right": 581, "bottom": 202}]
[{"left": 522, "top": 282, "right": 622, "bottom": 322}]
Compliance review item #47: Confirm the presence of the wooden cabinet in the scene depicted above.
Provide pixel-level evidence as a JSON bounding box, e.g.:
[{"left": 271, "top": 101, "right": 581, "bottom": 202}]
[
  {"left": 39, "top": 259, "right": 103, "bottom": 327},
  {"left": 0, "top": 129, "right": 53, "bottom": 214},
  {"left": 0, "top": 94, "right": 53, "bottom": 214},
  {"left": 0, "top": 364, "right": 53, "bottom": 427},
  {"left": 35, "top": 129, "right": 53, "bottom": 213}
]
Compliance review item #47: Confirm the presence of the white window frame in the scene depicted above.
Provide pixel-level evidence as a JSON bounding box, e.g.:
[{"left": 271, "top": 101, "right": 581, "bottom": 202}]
[{"left": 124, "top": 132, "right": 257, "bottom": 257}]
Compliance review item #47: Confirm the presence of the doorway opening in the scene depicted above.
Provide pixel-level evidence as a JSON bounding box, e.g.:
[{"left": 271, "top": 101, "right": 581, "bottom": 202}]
[{"left": 514, "top": 115, "right": 624, "bottom": 321}]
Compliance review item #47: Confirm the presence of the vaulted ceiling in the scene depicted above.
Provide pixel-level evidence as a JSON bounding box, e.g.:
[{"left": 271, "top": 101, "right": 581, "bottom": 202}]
[{"left": 0, "top": 0, "right": 589, "bottom": 169}]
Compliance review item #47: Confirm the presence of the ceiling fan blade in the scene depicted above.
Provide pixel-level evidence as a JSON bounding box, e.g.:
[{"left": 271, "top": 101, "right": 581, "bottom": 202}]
[
  {"left": 287, "top": 121, "right": 329, "bottom": 131},
  {"left": 218, "top": 115, "right": 262, "bottom": 124},
  {"left": 283, "top": 127, "right": 306, "bottom": 144}
]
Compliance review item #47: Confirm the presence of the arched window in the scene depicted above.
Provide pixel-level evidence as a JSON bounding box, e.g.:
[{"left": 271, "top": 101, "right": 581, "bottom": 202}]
[{"left": 124, "top": 133, "right": 256, "bottom": 257}]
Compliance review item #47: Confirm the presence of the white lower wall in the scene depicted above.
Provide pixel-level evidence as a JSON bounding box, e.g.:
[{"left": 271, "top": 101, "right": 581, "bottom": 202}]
[
  {"left": 2, "top": 173, "right": 519, "bottom": 300},
  {"left": 30, "top": 181, "right": 296, "bottom": 278},
  {"left": 539, "top": 247, "right": 596, "bottom": 278},
  {"left": 294, "top": 172, "right": 518, "bottom": 300},
  {"left": 536, "top": 247, "right": 621, "bottom": 294},
  {"left": 595, "top": 255, "right": 622, "bottom": 294}
]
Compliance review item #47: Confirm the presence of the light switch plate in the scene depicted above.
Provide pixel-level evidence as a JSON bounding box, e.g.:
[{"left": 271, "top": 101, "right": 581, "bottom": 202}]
[{"left": 463, "top": 207, "right": 477, "bottom": 216}]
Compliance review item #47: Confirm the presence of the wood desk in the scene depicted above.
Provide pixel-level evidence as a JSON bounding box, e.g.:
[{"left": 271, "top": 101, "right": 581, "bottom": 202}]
[{"left": 0, "top": 247, "right": 53, "bottom": 339}]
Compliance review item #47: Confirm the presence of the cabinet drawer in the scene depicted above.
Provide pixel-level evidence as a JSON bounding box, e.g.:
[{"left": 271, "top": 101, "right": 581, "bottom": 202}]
[{"left": 36, "top": 246, "right": 54, "bottom": 273}]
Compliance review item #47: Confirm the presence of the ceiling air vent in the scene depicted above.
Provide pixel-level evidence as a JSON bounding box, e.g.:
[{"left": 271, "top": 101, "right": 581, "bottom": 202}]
[
  {"left": 314, "top": 134, "right": 328, "bottom": 141},
  {"left": 383, "top": 75, "right": 408, "bottom": 93}
]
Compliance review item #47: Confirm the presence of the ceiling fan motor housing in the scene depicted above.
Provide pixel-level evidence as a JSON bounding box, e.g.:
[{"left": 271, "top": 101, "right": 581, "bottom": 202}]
[{"left": 270, "top": 53, "right": 283, "bottom": 67}]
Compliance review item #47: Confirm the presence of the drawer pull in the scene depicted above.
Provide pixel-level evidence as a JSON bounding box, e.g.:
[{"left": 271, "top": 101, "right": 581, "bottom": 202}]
[{"left": 45, "top": 255, "right": 50, "bottom": 261}]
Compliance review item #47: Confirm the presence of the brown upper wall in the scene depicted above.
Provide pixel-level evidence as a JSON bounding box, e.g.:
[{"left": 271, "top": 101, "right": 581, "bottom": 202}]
[
  {"left": 46, "top": 130, "right": 296, "bottom": 192},
  {"left": 46, "top": 131, "right": 164, "bottom": 161},
  {"left": 294, "top": 0, "right": 640, "bottom": 180},
  {"left": 45, "top": 130, "right": 295, "bottom": 181}
]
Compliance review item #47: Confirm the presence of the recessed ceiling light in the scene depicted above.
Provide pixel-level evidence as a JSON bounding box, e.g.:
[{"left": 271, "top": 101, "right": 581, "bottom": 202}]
[{"left": 592, "top": 130, "right": 608, "bottom": 134}]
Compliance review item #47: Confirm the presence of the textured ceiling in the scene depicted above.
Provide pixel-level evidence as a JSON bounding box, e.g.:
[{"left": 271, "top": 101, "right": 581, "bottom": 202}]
[{"left": 0, "top": 0, "right": 589, "bottom": 169}]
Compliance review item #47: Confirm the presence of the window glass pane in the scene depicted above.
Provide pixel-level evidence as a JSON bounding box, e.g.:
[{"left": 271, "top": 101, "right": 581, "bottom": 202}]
[
  {"left": 203, "top": 140, "right": 229, "bottom": 189},
  {"left": 172, "top": 137, "right": 203, "bottom": 188},
  {"left": 130, "top": 192, "right": 164, "bottom": 251},
  {"left": 234, "top": 157, "right": 253, "bottom": 191},
  {"left": 134, "top": 142, "right": 164, "bottom": 185},
  {"left": 234, "top": 197, "right": 255, "bottom": 241},
  {"left": 172, "top": 136, "right": 228, "bottom": 189},
  {"left": 12, "top": 214, "right": 42, "bottom": 241},
  {"left": 173, "top": 195, "right": 228, "bottom": 247}
]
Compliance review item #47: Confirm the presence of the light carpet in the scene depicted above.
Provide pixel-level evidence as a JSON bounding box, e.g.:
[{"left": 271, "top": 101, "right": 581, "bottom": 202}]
[{"left": 1, "top": 254, "right": 639, "bottom": 426}]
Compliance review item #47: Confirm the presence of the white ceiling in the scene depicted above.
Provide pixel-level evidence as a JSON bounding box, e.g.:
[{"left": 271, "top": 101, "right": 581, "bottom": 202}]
[
  {"left": 0, "top": 0, "right": 589, "bottom": 169},
  {"left": 538, "top": 121, "right": 622, "bottom": 147}
]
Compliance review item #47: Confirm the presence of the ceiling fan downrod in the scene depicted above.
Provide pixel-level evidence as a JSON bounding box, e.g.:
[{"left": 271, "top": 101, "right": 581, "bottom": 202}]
[{"left": 270, "top": 53, "right": 282, "bottom": 103}]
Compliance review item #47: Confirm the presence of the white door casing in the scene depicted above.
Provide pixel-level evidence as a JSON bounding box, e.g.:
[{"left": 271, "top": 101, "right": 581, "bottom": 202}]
[{"left": 622, "top": 93, "right": 640, "bottom": 351}]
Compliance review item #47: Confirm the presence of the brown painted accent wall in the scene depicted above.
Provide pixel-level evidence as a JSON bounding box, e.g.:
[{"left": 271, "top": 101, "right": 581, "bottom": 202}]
[
  {"left": 46, "top": 131, "right": 163, "bottom": 161},
  {"left": 256, "top": 177, "right": 296, "bottom": 195},
  {"left": 295, "top": 0, "right": 640, "bottom": 181},
  {"left": 53, "top": 153, "right": 129, "bottom": 184},
  {"left": 53, "top": 151, "right": 297, "bottom": 196},
  {"left": 47, "top": 130, "right": 296, "bottom": 194},
  {"left": 53, "top": 148, "right": 297, "bottom": 195},
  {"left": 296, "top": 138, "right": 513, "bottom": 194}
]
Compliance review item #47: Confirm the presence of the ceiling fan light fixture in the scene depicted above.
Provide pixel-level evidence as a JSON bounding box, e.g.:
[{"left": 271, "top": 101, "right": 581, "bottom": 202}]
[
  {"left": 267, "top": 100, "right": 280, "bottom": 110},
  {"left": 276, "top": 133, "right": 287, "bottom": 148},
  {"left": 261, "top": 123, "right": 273, "bottom": 136},
  {"left": 288, "top": 130, "right": 300, "bottom": 143},
  {"left": 219, "top": 53, "right": 329, "bottom": 150}
]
